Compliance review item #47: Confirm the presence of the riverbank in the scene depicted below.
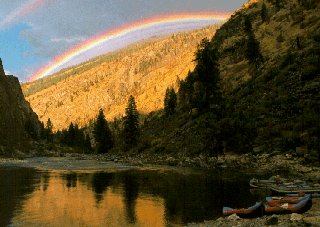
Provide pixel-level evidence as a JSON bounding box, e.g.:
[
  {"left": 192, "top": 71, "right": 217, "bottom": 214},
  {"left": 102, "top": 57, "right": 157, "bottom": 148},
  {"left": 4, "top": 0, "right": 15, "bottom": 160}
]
[
  {"left": 187, "top": 198, "right": 320, "bottom": 227},
  {"left": 187, "top": 197, "right": 320, "bottom": 227},
  {"left": 1, "top": 148, "right": 320, "bottom": 177}
]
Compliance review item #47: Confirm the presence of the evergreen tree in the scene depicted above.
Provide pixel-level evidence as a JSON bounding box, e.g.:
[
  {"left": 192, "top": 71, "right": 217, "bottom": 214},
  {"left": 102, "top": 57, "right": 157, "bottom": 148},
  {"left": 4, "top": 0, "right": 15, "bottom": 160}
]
[
  {"left": 243, "top": 14, "right": 263, "bottom": 68},
  {"left": 274, "top": 0, "right": 281, "bottom": 10},
  {"left": 84, "top": 133, "right": 92, "bottom": 152},
  {"left": 177, "top": 71, "right": 196, "bottom": 110},
  {"left": 193, "top": 38, "right": 221, "bottom": 109},
  {"left": 73, "top": 123, "right": 83, "bottom": 147},
  {"left": 93, "top": 109, "right": 114, "bottom": 153},
  {"left": 66, "top": 122, "right": 75, "bottom": 146},
  {"left": 244, "top": 15, "right": 253, "bottom": 34},
  {"left": 45, "top": 118, "right": 53, "bottom": 142},
  {"left": 246, "top": 32, "right": 262, "bottom": 66},
  {"left": 24, "top": 119, "right": 38, "bottom": 140},
  {"left": 39, "top": 121, "right": 46, "bottom": 140},
  {"left": 123, "top": 95, "right": 140, "bottom": 147},
  {"left": 59, "top": 128, "right": 68, "bottom": 145},
  {"left": 261, "top": 3, "right": 267, "bottom": 22},
  {"left": 164, "top": 87, "right": 177, "bottom": 116}
]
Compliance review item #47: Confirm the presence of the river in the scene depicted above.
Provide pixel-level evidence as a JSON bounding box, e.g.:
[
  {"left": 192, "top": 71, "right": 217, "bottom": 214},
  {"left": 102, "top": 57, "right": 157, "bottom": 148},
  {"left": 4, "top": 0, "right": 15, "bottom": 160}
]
[{"left": 0, "top": 162, "right": 266, "bottom": 226}]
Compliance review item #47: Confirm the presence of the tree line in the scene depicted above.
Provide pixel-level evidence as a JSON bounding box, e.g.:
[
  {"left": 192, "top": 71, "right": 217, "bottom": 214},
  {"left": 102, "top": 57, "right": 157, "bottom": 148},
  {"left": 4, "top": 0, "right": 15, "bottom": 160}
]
[{"left": 26, "top": 94, "right": 141, "bottom": 154}]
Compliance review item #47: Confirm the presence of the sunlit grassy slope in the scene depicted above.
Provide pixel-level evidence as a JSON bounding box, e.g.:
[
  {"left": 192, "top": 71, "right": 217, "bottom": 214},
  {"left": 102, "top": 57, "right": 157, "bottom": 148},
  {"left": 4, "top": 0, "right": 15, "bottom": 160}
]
[{"left": 22, "top": 25, "right": 220, "bottom": 130}]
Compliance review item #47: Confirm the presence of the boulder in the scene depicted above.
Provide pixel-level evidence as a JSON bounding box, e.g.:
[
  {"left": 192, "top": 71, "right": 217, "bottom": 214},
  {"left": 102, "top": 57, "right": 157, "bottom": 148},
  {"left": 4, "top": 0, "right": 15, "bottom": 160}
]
[
  {"left": 290, "top": 213, "right": 303, "bottom": 222},
  {"left": 303, "top": 216, "right": 320, "bottom": 226},
  {"left": 271, "top": 150, "right": 281, "bottom": 156},
  {"left": 253, "top": 146, "right": 264, "bottom": 154},
  {"left": 304, "top": 150, "right": 319, "bottom": 163},
  {"left": 216, "top": 217, "right": 225, "bottom": 222},
  {"left": 191, "top": 108, "right": 199, "bottom": 117},
  {"left": 295, "top": 147, "right": 306, "bottom": 157},
  {"left": 226, "top": 213, "right": 240, "bottom": 220},
  {"left": 265, "top": 215, "right": 278, "bottom": 225},
  {"left": 285, "top": 153, "right": 292, "bottom": 159},
  {"left": 136, "top": 160, "right": 144, "bottom": 166},
  {"left": 166, "top": 157, "right": 178, "bottom": 166}
]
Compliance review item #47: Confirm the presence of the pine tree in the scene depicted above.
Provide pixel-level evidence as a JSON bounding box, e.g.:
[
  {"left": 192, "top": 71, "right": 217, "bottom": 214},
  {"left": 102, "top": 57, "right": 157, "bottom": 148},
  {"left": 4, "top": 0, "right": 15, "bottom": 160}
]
[
  {"left": 45, "top": 118, "right": 53, "bottom": 142},
  {"left": 24, "top": 119, "right": 38, "bottom": 140},
  {"left": 261, "top": 3, "right": 267, "bottom": 22},
  {"left": 84, "top": 134, "right": 92, "bottom": 152},
  {"left": 164, "top": 87, "right": 177, "bottom": 116},
  {"left": 123, "top": 95, "right": 140, "bottom": 147},
  {"left": 194, "top": 38, "right": 221, "bottom": 109},
  {"left": 66, "top": 122, "right": 75, "bottom": 146},
  {"left": 274, "top": 0, "right": 281, "bottom": 10},
  {"left": 244, "top": 16, "right": 253, "bottom": 34},
  {"left": 164, "top": 88, "right": 170, "bottom": 113},
  {"left": 73, "top": 123, "right": 83, "bottom": 147},
  {"left": 246, "top": 32, "right": 262, "bottom": 66},
  {"left": 93, "top": 109, "right": 114, "bottom": 154},
  {"left": 177, "top": 71, "right": 195, "bottom": 110}
]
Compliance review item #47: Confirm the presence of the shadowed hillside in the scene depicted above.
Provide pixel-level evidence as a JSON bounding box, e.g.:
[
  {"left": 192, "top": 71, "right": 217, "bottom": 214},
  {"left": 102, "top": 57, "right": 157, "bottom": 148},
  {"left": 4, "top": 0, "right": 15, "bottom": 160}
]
[{"left": 135, "top": 0, "right": 319, "bottom": 160}]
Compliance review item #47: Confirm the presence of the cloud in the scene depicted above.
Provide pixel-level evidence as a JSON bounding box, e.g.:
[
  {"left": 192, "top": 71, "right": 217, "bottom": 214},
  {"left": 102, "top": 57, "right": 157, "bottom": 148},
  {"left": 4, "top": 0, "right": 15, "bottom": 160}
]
[
  {"left": 50, "top": 36, "right": 86, "bottom": 44},
  {"left": 0, "top": 0, "right": 46, "bottom": 29},
  {"left": 21, "top": 0, "right": 246, "bottom": 59},
  {"left": 4, "top": 70, "right": 12, "bottom": 75}
]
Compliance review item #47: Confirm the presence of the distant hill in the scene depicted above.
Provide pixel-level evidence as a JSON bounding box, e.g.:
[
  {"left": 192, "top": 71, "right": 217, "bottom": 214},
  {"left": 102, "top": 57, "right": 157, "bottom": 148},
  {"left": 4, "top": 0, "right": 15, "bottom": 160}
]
[{"left": 22, "top": 24, "right": 221, "bottom": 130}]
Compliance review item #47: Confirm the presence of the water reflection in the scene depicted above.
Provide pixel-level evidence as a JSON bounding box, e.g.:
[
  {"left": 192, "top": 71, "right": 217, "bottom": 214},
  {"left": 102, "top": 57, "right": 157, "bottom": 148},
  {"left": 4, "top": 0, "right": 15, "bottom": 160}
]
[
  {"left": 91, "top": 172, "right": 112, "bottom": 205},
  {"left": 63, "top": 173, "right": 77, "bottom": 188},
  {"left": 123, "top": 173, "right": 139, "bottom": 224},
  {"left": 41, "top": 172, "right": 50, "bottom": 192},
  {"left": 0, "top": 168, "right": 39, "bottom": 227},
  {"left": 0, "top": 167, "right": 262, "bottom": 226}
]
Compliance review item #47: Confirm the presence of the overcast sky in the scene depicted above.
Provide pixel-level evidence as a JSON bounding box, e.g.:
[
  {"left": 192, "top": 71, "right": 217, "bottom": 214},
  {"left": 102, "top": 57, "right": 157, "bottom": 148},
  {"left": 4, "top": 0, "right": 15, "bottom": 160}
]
[{"left": 0, "top": 0, "right": 247, "bottom": 81}]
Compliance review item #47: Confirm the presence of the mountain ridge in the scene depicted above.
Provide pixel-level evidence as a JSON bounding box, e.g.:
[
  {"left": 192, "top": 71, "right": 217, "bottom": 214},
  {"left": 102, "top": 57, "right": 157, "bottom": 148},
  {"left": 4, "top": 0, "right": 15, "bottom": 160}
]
[{"left": 22, "top": 24, "right": 221, "bottom": 130}]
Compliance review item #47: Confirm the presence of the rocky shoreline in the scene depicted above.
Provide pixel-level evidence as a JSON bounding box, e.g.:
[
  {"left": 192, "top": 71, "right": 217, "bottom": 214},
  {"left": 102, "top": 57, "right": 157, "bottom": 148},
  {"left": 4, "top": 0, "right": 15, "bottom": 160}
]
[
  {"left": 3, "top": 140, "right": 319, "bottom": 178},
  {"left": 187, "top": 206, "right": 320, "bottom": 227},
  {"left": 47, "top": 150, "right": 320, "bottom": 179}
]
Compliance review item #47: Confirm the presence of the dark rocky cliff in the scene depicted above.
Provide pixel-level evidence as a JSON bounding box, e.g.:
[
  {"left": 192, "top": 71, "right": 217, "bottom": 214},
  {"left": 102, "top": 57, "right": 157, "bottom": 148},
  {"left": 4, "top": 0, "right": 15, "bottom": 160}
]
[{"left": 0, "top": 58, "right": 40, "bottom": 152}]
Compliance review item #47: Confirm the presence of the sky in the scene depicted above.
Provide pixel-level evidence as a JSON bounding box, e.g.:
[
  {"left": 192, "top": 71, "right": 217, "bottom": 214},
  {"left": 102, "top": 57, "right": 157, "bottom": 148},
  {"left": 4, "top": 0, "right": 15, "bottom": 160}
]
[{"left": 0, "top": 0, "right": 247, "bottom": 82}]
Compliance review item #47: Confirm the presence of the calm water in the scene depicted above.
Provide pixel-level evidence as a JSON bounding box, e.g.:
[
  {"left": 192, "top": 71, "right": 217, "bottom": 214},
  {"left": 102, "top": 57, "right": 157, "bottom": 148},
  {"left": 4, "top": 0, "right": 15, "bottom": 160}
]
[{"left": 0, "top": 166, "right": 265, "bottom": 227}]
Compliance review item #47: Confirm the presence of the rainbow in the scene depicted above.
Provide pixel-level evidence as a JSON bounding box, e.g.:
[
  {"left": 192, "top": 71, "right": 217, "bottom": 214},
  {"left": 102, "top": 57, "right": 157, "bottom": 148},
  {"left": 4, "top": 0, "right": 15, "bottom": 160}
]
[{"left": 29, "top": 11, "right": 230, "bottom": 81}]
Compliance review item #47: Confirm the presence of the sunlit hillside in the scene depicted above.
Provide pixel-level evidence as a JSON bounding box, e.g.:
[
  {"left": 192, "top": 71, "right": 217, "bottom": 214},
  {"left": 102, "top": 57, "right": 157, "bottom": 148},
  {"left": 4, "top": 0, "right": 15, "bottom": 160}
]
[{"left": 22, "top": 24, "right": 221, "bottom": 130}]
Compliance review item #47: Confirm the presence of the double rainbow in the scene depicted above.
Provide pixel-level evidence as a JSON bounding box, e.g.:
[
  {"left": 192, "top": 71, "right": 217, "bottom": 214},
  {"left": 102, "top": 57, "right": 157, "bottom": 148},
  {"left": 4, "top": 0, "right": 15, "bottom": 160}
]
[
  {"left": 0, "top": 0, "right": 46, "bottom": 28},
  {"left": 29, "top": 11, "right": 230, "bottom": 81}
]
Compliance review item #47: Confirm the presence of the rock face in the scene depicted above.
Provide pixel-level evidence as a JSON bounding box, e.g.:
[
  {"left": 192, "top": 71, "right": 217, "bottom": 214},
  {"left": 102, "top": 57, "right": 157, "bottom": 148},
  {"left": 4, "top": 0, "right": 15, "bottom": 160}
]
[{"left": 0, "top": 58, "right": 40, "bottom": 150}]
